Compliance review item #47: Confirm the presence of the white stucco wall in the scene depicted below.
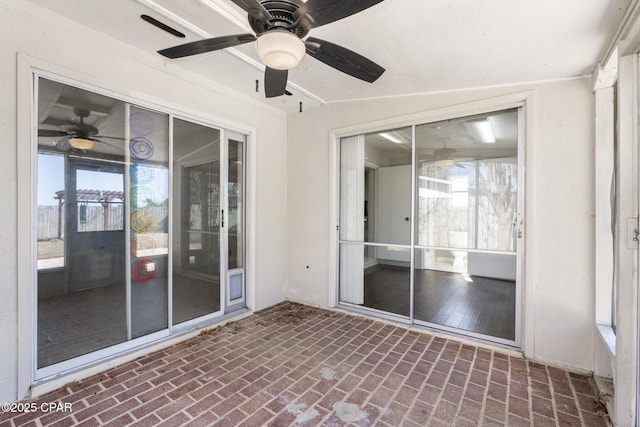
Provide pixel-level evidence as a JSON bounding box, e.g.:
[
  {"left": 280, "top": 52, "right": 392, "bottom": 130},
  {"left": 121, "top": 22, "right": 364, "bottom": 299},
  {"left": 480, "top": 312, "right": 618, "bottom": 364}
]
[
  {"left": 286, "top": 79, "right": 596, "bottom": 372},
  {"left": 0, "top": 0, "right": 287, "bottom": 402}
]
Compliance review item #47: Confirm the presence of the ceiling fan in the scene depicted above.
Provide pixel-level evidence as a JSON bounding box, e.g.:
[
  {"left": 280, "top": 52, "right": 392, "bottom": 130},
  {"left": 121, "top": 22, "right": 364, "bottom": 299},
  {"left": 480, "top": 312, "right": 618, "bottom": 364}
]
[
  {"left": 425, "top": 148, "right": 467, "bottom": 168},
  {"left": 157, "top": 0, "right": 386, "bottom": 98},
  {"left": 38, "top": 108, "right": 124, "bottom": 152}
]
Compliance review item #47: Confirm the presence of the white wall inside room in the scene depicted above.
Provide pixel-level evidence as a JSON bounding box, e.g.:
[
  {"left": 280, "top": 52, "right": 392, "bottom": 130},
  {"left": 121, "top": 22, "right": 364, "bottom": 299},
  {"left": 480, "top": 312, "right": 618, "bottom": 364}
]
[
  {"left": 287, "top": 78, "right": 596, "bottom": 371},
  {"left": 0, "top": 0, "right": 287, "bottom": 402}
]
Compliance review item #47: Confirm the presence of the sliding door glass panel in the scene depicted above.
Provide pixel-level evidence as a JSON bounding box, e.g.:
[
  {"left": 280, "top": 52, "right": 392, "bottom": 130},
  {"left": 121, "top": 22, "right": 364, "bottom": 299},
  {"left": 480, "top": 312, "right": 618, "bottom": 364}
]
[
  {"left": 416, "top": 161, "right": 476, "bottom": 252},
  {"left": 36, "top": 77, "right": 130, "bottom": 367},
  {"left": 414, "top": 108, "right": 518, "bottom": 341},
  {"left": 413, "top": 248, "right": 516, "bottom": 340},
  {"left": 476, "top": 159, "right": 518, "bottom": 251},
  {"left": 129, "top": 107, "right": 169, "bottom": 339},
  {"left": 37, "top": 152, "right": 65, "bottom": 270},
  {"left": 35, "top": 76, "right": 250, "bottom": 372},
  {"left": 339, "top": 243, "right": 411, "bottom": 317},
  {"left": 228, "top": 139, "right": 244, "bottom": 271},
  {"left": 416, "top": 110, "right": 518, "bottom": 253},
  {"left": 339, "top": 127, "right": 412, "bottom": 246},
  {"left": 172, "top": 119, "right": 221, "bottom": 324},
  {"left": 338, "top": 127, "right": 412, "bottom": 316}
]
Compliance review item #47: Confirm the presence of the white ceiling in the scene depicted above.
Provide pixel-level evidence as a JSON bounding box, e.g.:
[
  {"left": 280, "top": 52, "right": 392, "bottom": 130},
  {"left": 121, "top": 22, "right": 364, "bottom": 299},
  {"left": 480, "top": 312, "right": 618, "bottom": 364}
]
[{"left": 26, "top": 0, "right": 630, "bottom": 113}]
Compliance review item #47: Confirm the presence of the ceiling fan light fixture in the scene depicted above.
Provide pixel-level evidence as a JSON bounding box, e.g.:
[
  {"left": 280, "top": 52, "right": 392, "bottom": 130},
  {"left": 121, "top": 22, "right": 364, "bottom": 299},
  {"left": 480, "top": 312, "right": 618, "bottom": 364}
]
[
  {"left": 68, "top": 137, "right": 95, "bottom": 150},
  {"left": 256, "top": 30, "right": 305, "bottom": 70},
  {"left": 435, "top": 158, "right": 455, "bottom": 167}
]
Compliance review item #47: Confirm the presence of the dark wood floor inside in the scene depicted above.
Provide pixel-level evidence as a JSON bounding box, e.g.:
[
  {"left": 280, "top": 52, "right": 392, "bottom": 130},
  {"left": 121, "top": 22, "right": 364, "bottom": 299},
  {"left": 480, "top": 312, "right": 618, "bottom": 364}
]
[
  {"left": 38, "top": 274, "right": 220, "bottom": 368},
  {"left": 363, "top": 265, "right": 515, "bottom": 340}
]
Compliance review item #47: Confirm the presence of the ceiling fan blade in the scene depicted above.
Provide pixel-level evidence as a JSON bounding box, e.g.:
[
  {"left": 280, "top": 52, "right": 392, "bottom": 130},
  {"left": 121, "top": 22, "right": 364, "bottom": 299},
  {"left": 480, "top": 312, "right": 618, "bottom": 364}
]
[
  {"left": 264, "top": 67, "right": 288, "bottom": 98},
  {"left": 39, "top": 129, "right": 68, "bottom": 137},
  {"left": 91, "top": 138, "right": 124, "bottom": 151},
  {"left": 305, "top": 37, "right": 384, "bottom": 83},
  {"left": 294, "top": 0, "right": 384, "bottom": 29},
  {"left": 229, "top": 0, "right": 273, "bottom": 21},
  {"left": 94, "top": 135, "right": 127, "bottom": 141},
  {"left": 158, "top": 34, "right": 256, "bottom": 59}
]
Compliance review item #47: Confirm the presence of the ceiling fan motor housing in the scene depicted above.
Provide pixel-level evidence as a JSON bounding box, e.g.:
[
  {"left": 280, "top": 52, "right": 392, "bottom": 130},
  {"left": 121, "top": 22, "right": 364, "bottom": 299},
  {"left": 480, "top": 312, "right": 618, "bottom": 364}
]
[{"left": 249, "top": 0, "right": 309, "bottom": 38}]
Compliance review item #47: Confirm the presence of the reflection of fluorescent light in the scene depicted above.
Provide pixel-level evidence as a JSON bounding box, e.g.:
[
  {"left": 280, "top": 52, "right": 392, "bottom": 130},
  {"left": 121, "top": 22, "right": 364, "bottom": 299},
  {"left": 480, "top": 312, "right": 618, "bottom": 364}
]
[
  {"left": 465, "top": 119, "right": 496, "bottom": 144},
  {"left": 379, "top": 132, "right": 403, "bottom": 144}
]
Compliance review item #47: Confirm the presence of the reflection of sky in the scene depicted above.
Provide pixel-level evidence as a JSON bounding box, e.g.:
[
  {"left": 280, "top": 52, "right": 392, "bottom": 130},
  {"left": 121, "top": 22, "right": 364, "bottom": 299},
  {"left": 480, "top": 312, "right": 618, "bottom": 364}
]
[
  {"left": 37, "top": 154, "right": 64, "bottom": 205},
  {"left": 38, "top": 153, "right": 169, "bottom": 205},
  {"left": 448, "top": 163, "right": 476, "bottom": 185},
  {"left": 77, "top": 170, "right": 123, "bottom": 192}
]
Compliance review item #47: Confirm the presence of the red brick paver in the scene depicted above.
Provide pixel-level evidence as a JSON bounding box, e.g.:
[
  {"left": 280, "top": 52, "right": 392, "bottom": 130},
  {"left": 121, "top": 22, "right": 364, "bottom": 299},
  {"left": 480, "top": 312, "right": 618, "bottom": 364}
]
[{"left": 0, "top": 302, "right": 610, "bottom": 426}]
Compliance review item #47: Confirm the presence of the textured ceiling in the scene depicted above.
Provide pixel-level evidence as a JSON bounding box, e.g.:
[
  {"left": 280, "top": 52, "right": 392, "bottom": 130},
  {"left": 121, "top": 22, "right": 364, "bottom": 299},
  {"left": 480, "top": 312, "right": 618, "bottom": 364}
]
[{"left": 25, "top": 0, "right": 630, "bottom": 113}]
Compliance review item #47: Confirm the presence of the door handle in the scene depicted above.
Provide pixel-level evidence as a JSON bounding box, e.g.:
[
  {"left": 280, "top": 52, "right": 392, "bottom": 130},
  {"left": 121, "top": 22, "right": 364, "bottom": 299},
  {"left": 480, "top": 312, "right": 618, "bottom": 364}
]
[{"left": 404, "top": 217, "right": 410, "bottom": 222}]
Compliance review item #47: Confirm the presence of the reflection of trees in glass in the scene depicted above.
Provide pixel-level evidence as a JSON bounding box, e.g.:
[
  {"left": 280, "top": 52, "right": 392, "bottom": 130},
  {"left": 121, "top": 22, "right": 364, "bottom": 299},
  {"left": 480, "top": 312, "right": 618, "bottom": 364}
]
[
  {"left": 189, "top": 170, "right": 202, "bottom": 230},
  {"left": 418, "top": 160, "right": 517, "bottom": 252},
  {"left": 418, "top": 163, "right": 472, "bottom": 247},
  {"left": 478, "top": 161, "right": 517, "bottom": 251},
  {"left": 188, "top": 166, "right": 219, "bottom": 231}
]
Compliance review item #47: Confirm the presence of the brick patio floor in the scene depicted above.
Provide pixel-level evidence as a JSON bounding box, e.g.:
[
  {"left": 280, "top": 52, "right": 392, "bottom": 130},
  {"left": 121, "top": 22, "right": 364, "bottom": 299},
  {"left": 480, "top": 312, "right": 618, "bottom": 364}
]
[{"left": 1, "top": 302, "right": 610, "bottom": 426}]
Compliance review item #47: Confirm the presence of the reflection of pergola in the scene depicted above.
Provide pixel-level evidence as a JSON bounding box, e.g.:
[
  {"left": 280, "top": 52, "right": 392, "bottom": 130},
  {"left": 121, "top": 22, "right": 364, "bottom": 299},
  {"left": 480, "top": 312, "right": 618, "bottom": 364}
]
[{"left": 54, "top": 189, "right": 124, "bottom": 237}]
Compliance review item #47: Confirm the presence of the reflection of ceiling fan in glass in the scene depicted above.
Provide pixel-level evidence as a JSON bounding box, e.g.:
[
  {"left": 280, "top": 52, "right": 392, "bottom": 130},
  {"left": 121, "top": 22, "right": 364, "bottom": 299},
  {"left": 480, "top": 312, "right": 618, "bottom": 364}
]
[
  {"left": 38, "top": 108, "right": 124, "bottom": 152},
  {"left": 425, "top": 147, "right": 466, "bottom": 168}
]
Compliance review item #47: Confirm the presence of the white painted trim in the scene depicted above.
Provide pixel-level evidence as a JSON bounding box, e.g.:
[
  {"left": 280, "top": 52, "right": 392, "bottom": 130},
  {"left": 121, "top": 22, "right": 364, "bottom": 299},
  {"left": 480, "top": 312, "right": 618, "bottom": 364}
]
[
  {"left": 521, "top": 91, "right": 536, "bottom": 361},
  {"left": 16, "top": 54, "right": 36, "bottom": 401},
  {"left": 330, "top": 91, "right": 531, "bottom": 138},
  {"left": 324, "top": 78, "right": 581, "bottom": 107},
  {"left": 514, "top": 104, "right": 526, "bottom": 349},
  {"left": 220, "top": 128, "right": 229, "bottom": 312},
  {"left": 327, "top": 133, "right": 339, "bottom": 308},
  {"left": 593, "top": 48, "right": 619, "bottom": 91},
  {"left": 597, "top": 324, "right": 617, "bottom": 358},
  {"left": 167, "top": 114, "right": 175, "bottom": 327},
  {"left": 594, "top": 86, "right": 615, "bottom": 327},
  {"left": 599, "top": 0, "right": 640, "bottom": 60},
  {"left": 613, "top": 53, "right": 639, "bottom": 427}
]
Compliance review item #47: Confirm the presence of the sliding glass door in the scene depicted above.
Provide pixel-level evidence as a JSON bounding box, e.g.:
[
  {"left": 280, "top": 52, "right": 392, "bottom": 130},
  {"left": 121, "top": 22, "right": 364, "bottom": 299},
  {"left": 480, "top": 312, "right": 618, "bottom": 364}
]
[
  {"left": 35, "top": 75, "right": 246, "bottom": 375},
  {"left": 172, "top": 119, "right": 221, "bottom": 324},
  {"left": 339, "top": 129, "right": 412, "bottom": 317},
  {"left": 338, "top": 108, "right": 521, "bottom": 344}
]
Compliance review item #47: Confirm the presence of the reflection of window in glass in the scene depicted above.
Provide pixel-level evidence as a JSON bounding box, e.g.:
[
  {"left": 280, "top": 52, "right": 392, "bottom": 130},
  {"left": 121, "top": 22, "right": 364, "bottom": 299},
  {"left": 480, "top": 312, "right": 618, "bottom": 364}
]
[
  {"left": 37, "top": 152, "right": 65, "bottom": 269},
  {"left": 451, "top": 176, "right": 469, "bottom": 207},
  {"left": 75, "top": 170, "right": 124, "bottom": 232},
  {"left": 477, "top": 160, "right": 517, "bottom": 251},
  {"left": 418, "top": 163, "right": 473, "bottom": 248},
  {"left": 418, "top": 160, "right": 516, "bottom": 252}
]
